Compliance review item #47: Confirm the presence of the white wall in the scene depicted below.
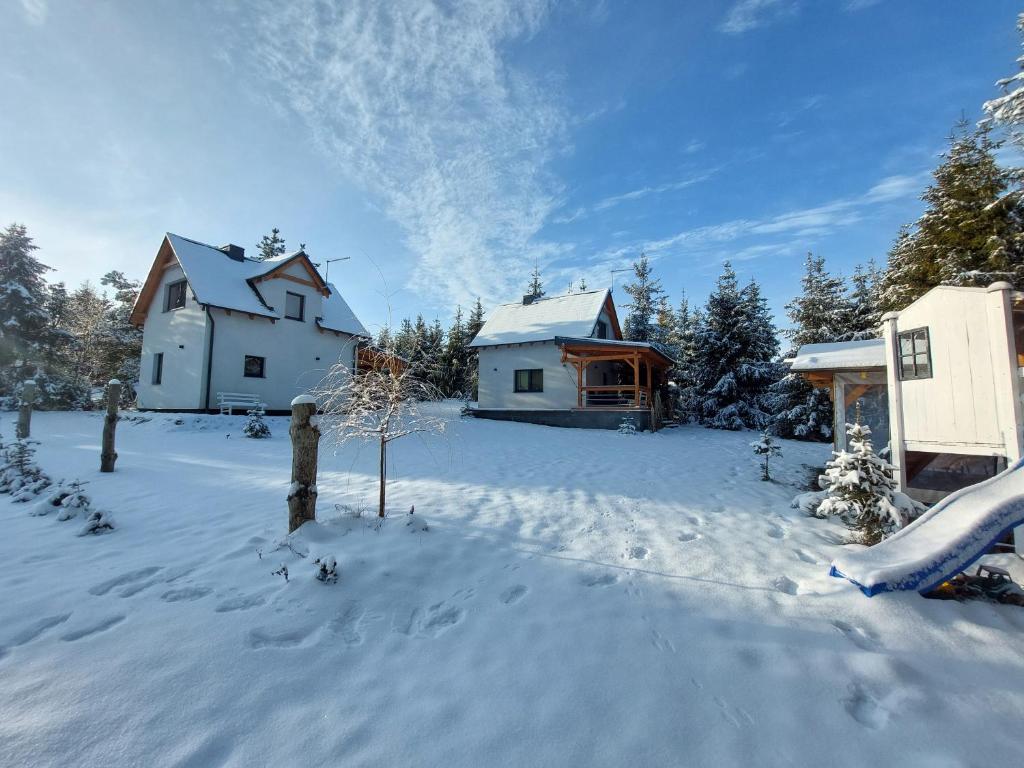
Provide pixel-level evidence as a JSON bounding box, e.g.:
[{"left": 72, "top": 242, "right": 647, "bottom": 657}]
[
  {"left": 477, "top": 343, "right": 580, "bottom": 409},
  {"left": 891, "top": 286, "right": 1016, "bottom": 454},
  {"left": 136, "top": 263, "right": 210, "bottom": 410},
  {"left": 207, "top": 264, "right": 358, "bottom": 411}
]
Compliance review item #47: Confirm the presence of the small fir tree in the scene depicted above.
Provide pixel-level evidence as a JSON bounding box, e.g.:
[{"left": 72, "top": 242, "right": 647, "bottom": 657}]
[
  {"left": 243, "top": 409, "right": 271, "bottom": 439},
  {"left": 816, "top": 414, "right": 909, "bottom": 544},
  {"left": 751, "top": 430, "right": 782, "bottom": 482},
  {"left": 255, "top": 228, "right": 287, "bottom": 262}
]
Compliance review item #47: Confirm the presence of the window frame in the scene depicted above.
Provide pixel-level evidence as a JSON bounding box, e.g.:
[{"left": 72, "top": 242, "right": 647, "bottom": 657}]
[
  {"left": 513, "top": 368, "right": 543, "bottom": 393},
  {"left": 244, "top": 354, "right": 266, "bottom": 379},
  {"left": 284, "top": 291, "right": 305, "bottom": 322},
  {"left": 897, "top": 327, "right": 932, "bottom": 381},
  {"left": 164, "top": 279, "right": 187, "bottom": 312},
  {"left": 152, "top": 352, "right": 163, "bottom": 385},
  {"left": 594, "top": 319, "right": 608, "bottom": 339}
]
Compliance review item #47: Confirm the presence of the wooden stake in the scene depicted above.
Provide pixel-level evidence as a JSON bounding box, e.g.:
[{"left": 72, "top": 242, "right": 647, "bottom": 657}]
[
  {"left": 16, "top": 380, "right": 35, "bottom": 439},
  {"left": 379, "top": 437, "right": 387, "bottom": 518},
  {"left": 287, "top": 395, "right": 321, "bottom": 533},
  {"left": 100, "top": 379, "right": 121, "bottom": 472}
]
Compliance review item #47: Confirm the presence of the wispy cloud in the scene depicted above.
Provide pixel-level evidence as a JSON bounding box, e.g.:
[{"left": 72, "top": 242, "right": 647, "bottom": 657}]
[
  {"left": 844, "top": 0, "right": 883, "bottom": 10},
  {"left": 18, "top": 0, "right": 47, "bottom": 25},
  {"left": 720, "top": 0, "right": 797, "bottom": 35},
  {"left": 588, "top": 171, "right": 925, "bottom": 271},
  {"left": 223, "top": 0, "right": 568, "bottom": 309},
  {"left": 592, "top": 172, "right": 716, "bottom": 212}
]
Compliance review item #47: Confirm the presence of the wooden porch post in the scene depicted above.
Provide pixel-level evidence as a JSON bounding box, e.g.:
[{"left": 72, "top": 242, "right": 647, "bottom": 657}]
[
  {"left": 576, "top": 361, "right": 583, "bottom": 408},
  {"left": 633, "top": 352, "right": 640, "bottom": 406}
]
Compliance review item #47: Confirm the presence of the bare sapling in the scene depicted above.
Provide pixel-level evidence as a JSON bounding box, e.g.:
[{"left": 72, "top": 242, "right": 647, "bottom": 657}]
[
  {"left": 314, "top": 344, "right": 445, "bottom": 518},
  {"left": 100, "top": 379, "right": 121, "bottom": 472}
]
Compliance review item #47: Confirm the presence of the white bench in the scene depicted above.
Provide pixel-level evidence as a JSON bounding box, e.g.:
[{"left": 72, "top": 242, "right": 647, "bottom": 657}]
[{"left": 217, "top": 392, "right": 266, "bottom": 416}]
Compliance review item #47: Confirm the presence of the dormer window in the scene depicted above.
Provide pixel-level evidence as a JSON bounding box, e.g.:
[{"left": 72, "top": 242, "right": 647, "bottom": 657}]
[
  {"left": 594, "top": 320, "right": 608, "bottom": 339},
  {"left": 165, "top": 279, "right": 187, "bottom": 311},
  {"left": 285, "top": 291, "right": 305, "bottom": 322}
]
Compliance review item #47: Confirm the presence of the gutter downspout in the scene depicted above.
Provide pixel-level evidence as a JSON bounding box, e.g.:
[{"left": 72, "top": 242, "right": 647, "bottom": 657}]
[{"left": 203, "top": 307, "right": 216, "bottom": 413}]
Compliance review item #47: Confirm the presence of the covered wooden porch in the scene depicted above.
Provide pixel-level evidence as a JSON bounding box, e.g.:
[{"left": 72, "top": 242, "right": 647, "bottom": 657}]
[{"left": 557, "top": 338, "right": 674, "bottom": 410}]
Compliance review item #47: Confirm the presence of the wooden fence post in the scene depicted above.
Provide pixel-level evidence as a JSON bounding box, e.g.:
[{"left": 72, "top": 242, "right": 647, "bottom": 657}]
[
  {"left": 16, "top": 380, "right": 35, "bottom": 439},
  {"left": 288, "top": 394, "right": 321, "bottom": 533},
  {"left": 100, "top": 379, "right": 121, "bottom": 472}
]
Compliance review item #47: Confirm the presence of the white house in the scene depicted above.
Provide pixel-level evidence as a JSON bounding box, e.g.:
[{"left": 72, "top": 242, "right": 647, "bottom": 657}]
[
  {"left": 790, "top": 281, "right": 1024, "bottom": 553},
  {"left": 130, "top": 233, "right": 369, "bottom": 413},
  {"left": 468, "top": 289, "right": 674, "bottom": 430}
]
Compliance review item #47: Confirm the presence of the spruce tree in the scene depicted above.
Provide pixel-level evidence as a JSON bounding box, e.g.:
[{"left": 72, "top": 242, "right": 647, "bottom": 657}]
[
  {"left": 621, "top": 253, "right": 664, "bottom": 343},
  {"left": 465, "top": 298, "right": 486, "bottom": 400},
  {"left": 0, "top": 223, "right": 52, "bottom": 369},
  {"left": 255, "top": 228, "right": 287, "bottom": 262},
  {"left": 442, "top": 306, "right": 468, "bottom": 397},
  {"left": 839, "top": 261, "right": 882, "bottom": 342},
  {"left": 984, "top": 13, "right": 1024, "bottom": 150},
  {"left": 526, "top": 265, "right": 545, "bottom": 298}
]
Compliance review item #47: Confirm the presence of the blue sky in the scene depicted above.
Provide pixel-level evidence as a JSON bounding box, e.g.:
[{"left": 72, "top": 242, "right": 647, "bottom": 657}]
[{"left": 2, "top": 0, "right": 1021, "bottom": 334}]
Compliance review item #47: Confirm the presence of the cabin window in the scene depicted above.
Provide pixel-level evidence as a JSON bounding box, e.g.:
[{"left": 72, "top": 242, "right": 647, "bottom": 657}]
[
  {"left": 514, "top": 369, "right": 543, "bottom": 392},
  {"left": 897, "top": 328, "right": 931, "bottom": 380},
  {"left": 152, "top": 353, "right": 163, "bottom": 385},
  {"left": 165, "top": 279, "right": 187, "bottom": 311},
  {"left": 594, "top": 320, "right": 608, "bottom": 339},
  {"left": 285, "top": 291, "right": 305, "bottom": 321},
  {"left": 244, "top": 355, "right": 266, "bottom": 378}
]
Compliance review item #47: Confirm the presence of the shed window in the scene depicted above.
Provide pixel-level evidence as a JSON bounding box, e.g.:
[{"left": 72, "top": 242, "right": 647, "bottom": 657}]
[
  {"left": 285, "top": 291, "right": 305, "bottom": 321},
  {"left": 244, "top": 355, "right": 266, "bottom": 378},
  {"left": 165, "top": 280, "right": 187, "bottom": 311},
  {"left": 897, "top": 328, "right": 931, "bottom": 380},
  {"left": 152, "top": 353, "right": 163, "bottom": 385},
  {"left": 514, "top": 369, "right": 543, "bottom": 392}
]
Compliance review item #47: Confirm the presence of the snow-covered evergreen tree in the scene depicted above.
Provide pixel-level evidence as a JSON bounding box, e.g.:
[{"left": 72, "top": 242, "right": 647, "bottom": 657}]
[
  {"left": 691, "top": 264, "right": 779, "bottom": 430},
  {"left": 243, "top": 409, "right": 271, "bottom": 439},
  {"left": 465, "top": 298, "right": 485, "bottom": 400},
  {"left": 838, "top": 261, "right": 882, "bottom": 341},
  {"left": 442, "top": 306, "right": 468, "bottom": 396},
  {"left": 816, "top": 419, "right": 919, "bottom": 544},
  {"left": 0, "top": 223, "right": 53, "bottom": 370},
  {"left": 622, "top": 253, "right": 665, "bottom": 343},
  {"left": 751, "top": 431, "right": 782, "bottom": 481},
  {"left": 526, "top": 265, "right": 545, "bottom": 298},
  {"left": 255, "top": 228, "right": 287, "bottom": 262},
  {"left": 878, "top": 120, "right": 1024, "bottom": 311},
  {"left": 984, "top": 13, "right": 1024, "bottom": 149}
]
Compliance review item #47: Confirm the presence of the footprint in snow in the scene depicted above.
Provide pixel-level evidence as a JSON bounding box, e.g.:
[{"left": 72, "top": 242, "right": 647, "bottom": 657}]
[
  {"left": 628, "top": 546, "right": 649, "bottom": 560},
  {"left": 831, "top": 620, "right": 877, "bottom": 651},
  {"left": 247, "top": 624, "right": 319, "bottom": 650},
  {"left": 772, "top": 576, "right": 800, "bottom": 595},
  {"left": 650, "top": 629, "right": 676, "bottom": 653},
  {"left": 419, "top": 603, "right": 463, "bottom": 636},
  {"left": 500, "top": 585, "right": 528, "bottom": 605},
  {"left": 215, "top": 594, "right": 266, "bottom": 613},
  {"left": 793, "top": 548, "right": 820, "bottom": 565},
  {"left": 161, "top": 586, "right": 213, "bottom": 603},
  {"left": 6, "top": 613, "right": 72, "bottom": 647},
  {"left": 328, "top": 603, "right": 366, "bottom": 646},
  {"left": 843, "top": 682, "right": 889, "bottom": 729},
  {"left": 61, "top": 614, "right": 126, "bottom": 642},
  {"left": 677, "top": 531, "right": 701, "bottom": 543},
  {"left": 765, "top": 523, "right": 787, "bottom": 540},
  {"left": 581, "top": 573, "right": 618, "bottom": 587},
  {"left": 89, "top": 567, "right": 163, "bottom": 596}
]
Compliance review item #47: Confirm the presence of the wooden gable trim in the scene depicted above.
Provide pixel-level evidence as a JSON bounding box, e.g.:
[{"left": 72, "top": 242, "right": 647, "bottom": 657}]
[
  {"left": 603, "top": 293, "right": 623, "bottom": 340},
  {"left": 130, "top": 236, "right": 179, "bottom": 327},
  {"left": 251, "top": 253, "right": 329, "bottom": 296}
]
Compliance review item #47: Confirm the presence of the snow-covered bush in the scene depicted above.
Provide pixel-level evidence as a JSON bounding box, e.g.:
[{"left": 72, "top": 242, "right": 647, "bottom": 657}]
[
  {"left": 815, "top": 421, "right": 923, "bottom": 543},
  {"left": 314, "top": 555, "right": 338, "bottom": 583},
  {"left": 618, "top": 416, "right": 637, "bottom": 435},
  {"left": 751, "top": 430, "right": 782, "bottom": 481},
  {"left": 242, "top": 409, "right": 271, "bottom": 439},
  {"left": 0, "top": 438, "right": 51, "bottom": 501},
  {"left": 78, "top": 508, "right": 115, "bottom": 536}
]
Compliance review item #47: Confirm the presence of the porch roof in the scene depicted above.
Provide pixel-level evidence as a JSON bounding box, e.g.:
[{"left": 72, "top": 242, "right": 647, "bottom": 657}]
[{"left": 555, "top": 336, "right": 676, "bottom": 366}]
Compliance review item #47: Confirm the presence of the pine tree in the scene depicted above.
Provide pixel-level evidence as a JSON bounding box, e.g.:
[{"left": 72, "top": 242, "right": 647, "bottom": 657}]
[
  {"left": 839, "top": 261, "right": 882, "bottom": 342},
  {"left": 578, "top": 277, "right": 588, "bottom": 291},
  {"left": 376, "top": 325, "right": 392, "bottom": 351},
  {"left": 984, "top": 13, "right": 1024, "bottom": 150},
  {"left": 691, "top": 264, "right": 779, "bottom": 430},
  {"left": 0, "top": 223, "right": 52, "bottom": 369},
  {"left": 622, "top": 253, "right": 665, "bottom": 343},
  {"left": 255, "top": 228, "right": 287, "bottom": 262},
  {"left": 526, "top": 265, "right": 545, "bottom": 298},
  {"left": 768, "top": 253, "right": 848, "bottom": 441},
  {"left": 465, "top": 298, "right": 486, "bottom": 400},
  {"left": 878, "top": 120, "right": 1024, "bottom": 310},
  {"left": 751, "top": 431, "right": 782, "bottom": 481},
  {"left": 442, "top": 306, "right": 468, "bottom": 397},
  {"left": 98, "top": 270, "right": 143, "bottom": 400}
]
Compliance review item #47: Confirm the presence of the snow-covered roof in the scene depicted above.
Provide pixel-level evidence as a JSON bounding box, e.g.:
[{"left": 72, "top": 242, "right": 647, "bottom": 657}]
[
  {"left": 160, "top": 234, "right": 368, "bottom": 337},
  {"left": 788, "top": 338, "right": 886, "bottom": 371},
  {"left": 469, "top": 290, "right": 612, "bottom": 347},
  {"left": 167, "top": 233, "right": 273, "bottom": 317},
  {"left": 319, "top": 282, "right": 369, "bottom": 337}
]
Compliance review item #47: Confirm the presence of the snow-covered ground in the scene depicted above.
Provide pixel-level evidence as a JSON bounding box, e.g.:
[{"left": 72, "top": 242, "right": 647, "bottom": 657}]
[{"left": 2, "top": 407, "right": 1024, "bottom": 767}]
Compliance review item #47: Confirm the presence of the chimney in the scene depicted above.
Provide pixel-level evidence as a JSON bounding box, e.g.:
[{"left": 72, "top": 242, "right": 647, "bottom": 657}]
[
  {"left": 523, "top": 294, "right": 536, "bottom": 305},
  {"left": 218, "top": 244, "right": 245, "bottom": 261}
]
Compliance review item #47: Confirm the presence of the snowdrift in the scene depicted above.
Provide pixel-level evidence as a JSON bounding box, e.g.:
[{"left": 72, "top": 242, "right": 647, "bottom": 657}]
[{"left": 830, "top": 457, "right": 1024, "bottom": 596}]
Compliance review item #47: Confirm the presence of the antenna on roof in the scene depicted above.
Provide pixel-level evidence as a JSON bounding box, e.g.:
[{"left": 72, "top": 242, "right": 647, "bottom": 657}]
[
  {"left": 610, "top": 267, "right": 631, "bottom": 294},
  {"left": 324, "top": 256, "right": 351, "bottom": 282}
]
